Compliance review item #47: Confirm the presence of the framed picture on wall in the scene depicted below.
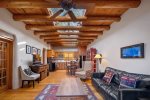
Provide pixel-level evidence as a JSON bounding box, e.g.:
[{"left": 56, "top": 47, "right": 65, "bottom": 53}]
[
  {"left": 26, "top": 45, "right": 31, "bottom": 54},
  {"left": 32, "top": 47, "right": 38, "bottom": 55},
  {"left": 121, "top": 43, "right": 144, "bottom": 58},
  {"left": 37, "top": 49, "right": 41, "bottom": 55}
]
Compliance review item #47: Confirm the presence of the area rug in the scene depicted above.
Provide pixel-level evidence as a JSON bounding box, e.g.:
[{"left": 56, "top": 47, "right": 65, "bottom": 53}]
[{"left": 35, "top": 83, "right": 97, "bottom": 100}]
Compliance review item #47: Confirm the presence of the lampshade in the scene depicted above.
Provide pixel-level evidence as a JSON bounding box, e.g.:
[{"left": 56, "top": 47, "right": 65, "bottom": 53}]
[{"left": 94, "top": 54, "right": 102, "bottom": 59}]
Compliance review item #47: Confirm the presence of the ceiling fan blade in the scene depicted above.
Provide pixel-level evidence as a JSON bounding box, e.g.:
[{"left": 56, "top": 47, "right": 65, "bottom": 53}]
[
  {"left": 51, "top": 9, "right": 64, "bottom": 19},
  {"left": 45, "top": 0, "right": 59, "bottom": 4},
  {"left": 68, "top": 11, "right": 77, "bottom": 21}
]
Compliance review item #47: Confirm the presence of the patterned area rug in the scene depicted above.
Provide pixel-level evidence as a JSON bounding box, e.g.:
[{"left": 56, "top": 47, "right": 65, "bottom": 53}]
[{"left": 35, "top": 83, "right": 97, "bottom": 100}]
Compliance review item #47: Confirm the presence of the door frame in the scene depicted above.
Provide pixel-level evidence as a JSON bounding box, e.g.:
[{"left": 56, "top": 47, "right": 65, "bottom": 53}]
[
  {"left": 0, "top": 37, "right": 13, "bottom": 90},
  {"left": 42, "top": 48, "right": 46, "bottom": 64}
]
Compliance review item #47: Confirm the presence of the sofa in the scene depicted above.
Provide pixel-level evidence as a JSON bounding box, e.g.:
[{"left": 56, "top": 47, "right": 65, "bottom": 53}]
[{"left": 92, "top": 67, "right": 150, "bottom": 100}]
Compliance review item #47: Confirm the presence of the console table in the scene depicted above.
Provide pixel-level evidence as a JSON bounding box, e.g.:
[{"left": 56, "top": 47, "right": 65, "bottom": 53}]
[{"left": 29, "top": 64, "right": 49, "bottom": 81}]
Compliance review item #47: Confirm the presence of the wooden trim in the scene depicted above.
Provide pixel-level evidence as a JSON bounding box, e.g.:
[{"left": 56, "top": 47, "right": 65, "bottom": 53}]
[
  {"left": 13, "top": 15, "right": 121, "bottom": 22},
  {"left": 0, "top": 38, "right": 13, "bottom": 91},
  {"left": 8, "top": 40, "right": 13, "bottom": 89},
  {"left": 0, "top": 0, "right": 141, "bottom": 8},
  {"left": 42, "top": 48, "right": 46, "bottom": 64},
  {"left": 35, "top": 31, "right": 103, "bottom": 35},
  {"left": 26, "top": 25, "right": 110, "bottom": 31}
]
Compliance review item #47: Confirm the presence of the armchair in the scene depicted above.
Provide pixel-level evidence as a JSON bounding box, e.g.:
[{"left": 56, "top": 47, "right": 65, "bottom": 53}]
[
  {"left": 75, "top": 61, "right": 93, "bottom": 79},
  {"left": 19, "top": 66, "right": 40, "bottom": 88}
]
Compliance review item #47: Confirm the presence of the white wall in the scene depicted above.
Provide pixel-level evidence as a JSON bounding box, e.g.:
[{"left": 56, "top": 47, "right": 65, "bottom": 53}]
[
  {"left": 88, "top": 0, "right": 150, "bottom": 75},
  {"left": 0, "top": 9, "right": 50, "bottom": 89}
]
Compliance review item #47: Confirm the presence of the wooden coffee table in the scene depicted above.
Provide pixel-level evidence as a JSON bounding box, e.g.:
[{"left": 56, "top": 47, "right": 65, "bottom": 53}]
[{"left": 56, "top": 78, "right": 88, "bottom": 100}]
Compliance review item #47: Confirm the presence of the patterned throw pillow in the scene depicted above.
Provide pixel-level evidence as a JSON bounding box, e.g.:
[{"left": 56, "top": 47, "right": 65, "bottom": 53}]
[
  {"left": 102, "top": 70, "right": 115, "bottom": 84},
  {"left": 24, "top": 68, "right": 33, "bottom": 75},
  {"left": 119, "top": 75, "right": 137, "bottom": 88}
]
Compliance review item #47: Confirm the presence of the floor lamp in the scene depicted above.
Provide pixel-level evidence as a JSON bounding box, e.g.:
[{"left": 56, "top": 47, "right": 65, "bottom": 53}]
[{"left": 94, "top": 54, "right": 102, "bottom": 72}]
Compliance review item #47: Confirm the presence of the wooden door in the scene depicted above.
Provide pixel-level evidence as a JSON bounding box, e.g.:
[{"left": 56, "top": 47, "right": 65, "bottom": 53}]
[{"left": 0, "top": 38, "right": 12, "bottom": 92}]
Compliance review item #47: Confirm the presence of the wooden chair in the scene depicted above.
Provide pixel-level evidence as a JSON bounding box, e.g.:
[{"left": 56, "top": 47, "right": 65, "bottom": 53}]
[{"left": 19, "top": 66, "right": 40, "bottom": 88}]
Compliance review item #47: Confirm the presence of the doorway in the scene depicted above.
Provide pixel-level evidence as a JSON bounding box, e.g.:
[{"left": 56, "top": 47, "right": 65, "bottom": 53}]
[{"left": 0, "top": 38, "right": 13, "bottom": 92}]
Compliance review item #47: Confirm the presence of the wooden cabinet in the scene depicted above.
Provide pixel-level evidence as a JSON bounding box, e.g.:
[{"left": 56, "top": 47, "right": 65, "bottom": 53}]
[
  {"left": 55, "top": 51, "right": 78, "bottom": 61},
  {"left": 56, "top": 62, "right": 67, "bottom": 70},
  {"left": 86, "top": 48, "right": 97, "bottom": 72},
  {"left": 47, "top": 50, "right": 55, "bottom": 57},
  {"left": 29, "top": 64, "right": 49, "bottom": 81}
]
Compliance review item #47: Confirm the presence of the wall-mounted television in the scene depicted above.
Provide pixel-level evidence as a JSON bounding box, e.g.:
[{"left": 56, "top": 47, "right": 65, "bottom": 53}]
[{"left": 121, "top": 43, "right": 144, "bottom": 58}]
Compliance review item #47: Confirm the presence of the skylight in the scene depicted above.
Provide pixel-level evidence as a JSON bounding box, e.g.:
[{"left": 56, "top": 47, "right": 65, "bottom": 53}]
[
  {"left": 48, "top": 8, "right": 86, "bottom": 17},
  {"left": 57, "top": 30, "right": 79, "bottom": 33},
  {"left": 48, "top": 8, "right": 86, "bottom": 28},
  {"left": 54, "top": 22, "right": 82, "bottom": 27}
]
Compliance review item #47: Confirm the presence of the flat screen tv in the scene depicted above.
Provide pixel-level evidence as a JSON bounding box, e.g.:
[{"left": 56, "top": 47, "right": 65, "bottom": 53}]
[{"left": 121, "top": 43, "right": 144, "bottom": 58}]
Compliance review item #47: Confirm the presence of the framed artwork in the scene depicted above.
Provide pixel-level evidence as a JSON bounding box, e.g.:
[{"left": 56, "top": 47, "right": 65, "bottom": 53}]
[
  {"left": 32, "top": 47, "right": 38, "bottom": 55},
  {"left": 26, "top": 45, "right": 31, "bottom": 54},
  {"left": 121, "top": 43, "right": 144, "bottom": 58},
  {"left": 37, "top": 49, "right": 41, "bottom": 55}
]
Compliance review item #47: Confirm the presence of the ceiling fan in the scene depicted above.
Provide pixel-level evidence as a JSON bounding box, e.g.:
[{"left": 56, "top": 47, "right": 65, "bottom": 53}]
[{"left": 46, "top": 0, "right": 94, "bottom": 21}]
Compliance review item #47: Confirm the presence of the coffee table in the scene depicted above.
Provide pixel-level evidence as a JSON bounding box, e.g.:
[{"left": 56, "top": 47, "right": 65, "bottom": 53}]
[{"left": 56, "top": 78, "right": 88, "bottom": 100}]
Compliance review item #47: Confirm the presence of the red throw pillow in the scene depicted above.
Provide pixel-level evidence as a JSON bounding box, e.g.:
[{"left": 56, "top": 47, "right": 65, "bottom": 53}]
[{"left": 102, "top": 70, "right": 115, "bottom": 84}]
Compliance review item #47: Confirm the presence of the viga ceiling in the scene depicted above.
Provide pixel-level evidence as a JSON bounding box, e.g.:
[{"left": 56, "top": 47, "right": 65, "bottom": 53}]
[{"left": 0, "top": 0, "right": 141, "bottom": 48}]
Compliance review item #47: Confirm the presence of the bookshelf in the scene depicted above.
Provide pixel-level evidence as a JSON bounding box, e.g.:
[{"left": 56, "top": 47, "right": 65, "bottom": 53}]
[{"left": 86, "top": 48, "right": 97, "bottom": 72}]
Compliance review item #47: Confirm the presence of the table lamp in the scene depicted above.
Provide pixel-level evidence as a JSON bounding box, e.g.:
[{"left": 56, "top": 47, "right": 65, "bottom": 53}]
[{"left": 94, "top": 54, "right": 103, "bottom": 64}]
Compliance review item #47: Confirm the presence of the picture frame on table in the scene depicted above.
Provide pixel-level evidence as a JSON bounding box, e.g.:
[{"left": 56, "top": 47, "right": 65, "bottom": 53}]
[
  {"left": 26, "top": 45, "right": 31, "bottom": 54},
  {"left": 32, "top": 47, "right": 38, "bottom": 55}
]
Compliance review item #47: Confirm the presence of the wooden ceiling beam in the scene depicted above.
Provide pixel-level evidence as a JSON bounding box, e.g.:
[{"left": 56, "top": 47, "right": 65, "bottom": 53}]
[
  {"left": 50, "top": 44, "right": 89, "bottom": 47},
  {"left": 50, "top": 43, "right": 89, "bottom": 46},
  {"left": 45, "top": 39, "right": 93, "bottom": 42},
  {"left": 0, "top": 0, "right": 59, "bottom": 8},
  {"left": 44, "top": 38, "right": 95, "bottom": 41},
  {"left": 26, "top": 25, "right": 110, "bottom": 31},
  {"left": 50, "top": 42, "right": 78, "bottom": 44},
  {"left": 94, "top": 0, "right": 141, "bottom": 8},
  {"left": 0, "top": 0, "right": 141, "bottom": 8},
  {"left": 51, "top": 43, "right": 89, "bottom": 45},
  {"left": 48, "top": 42, "right": 91, "bottom": 44},
  {"left": 40, "top": 35, "right": 97, "bottom": 39},
  {"left": 34, "top": 31, "right": 103, "bottom": 35},
  {"left": 39, "top": 34, "right": 99, "bottom": 37},
  {"left": 50, "top": 42, "right": 90, "bottom": 44},
  {"left": 42, "top": 36, "right": 97, "bottom": 39},
  {"left": 13, "top": 15, "right": 121, "bottom": 22},
  {"left": 51, "top": 43, "right": 78, "bottom": 48},
  {"left": 40, "top": 34, "right": 99, "bottom": 38}
]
